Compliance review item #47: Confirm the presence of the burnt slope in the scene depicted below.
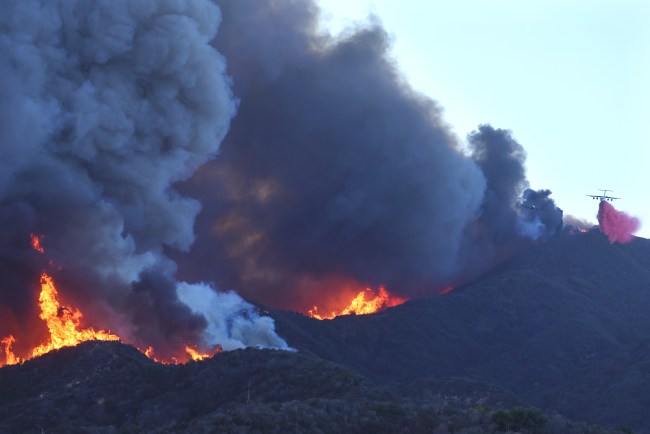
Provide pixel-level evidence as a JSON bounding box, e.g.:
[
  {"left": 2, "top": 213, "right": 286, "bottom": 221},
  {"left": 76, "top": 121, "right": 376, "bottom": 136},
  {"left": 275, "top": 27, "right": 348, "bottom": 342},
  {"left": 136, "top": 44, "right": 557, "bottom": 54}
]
[{"left": 271, "top": 230, "right": 650, "bottom": 431}]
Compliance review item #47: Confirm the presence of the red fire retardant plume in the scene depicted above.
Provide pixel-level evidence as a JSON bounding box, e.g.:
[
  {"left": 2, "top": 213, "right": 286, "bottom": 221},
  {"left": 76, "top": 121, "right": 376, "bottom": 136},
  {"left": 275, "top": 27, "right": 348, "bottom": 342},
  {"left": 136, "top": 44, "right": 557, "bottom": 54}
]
[{"left": 597, "top": 201, "right": 640, "bottom": 244}]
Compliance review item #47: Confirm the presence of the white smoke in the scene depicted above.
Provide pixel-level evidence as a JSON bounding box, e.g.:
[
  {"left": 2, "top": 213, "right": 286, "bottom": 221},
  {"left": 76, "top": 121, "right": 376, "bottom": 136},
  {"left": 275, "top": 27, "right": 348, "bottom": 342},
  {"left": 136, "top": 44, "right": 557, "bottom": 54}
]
[
  {"left": 0, "top": 0, "right": 288, "bottom": 352},
  {"left": 517, "top": 216, "right": 545, "bottom": 240},
  {"left": 177, "top": 282, "right": 291, "bottom": 351}
]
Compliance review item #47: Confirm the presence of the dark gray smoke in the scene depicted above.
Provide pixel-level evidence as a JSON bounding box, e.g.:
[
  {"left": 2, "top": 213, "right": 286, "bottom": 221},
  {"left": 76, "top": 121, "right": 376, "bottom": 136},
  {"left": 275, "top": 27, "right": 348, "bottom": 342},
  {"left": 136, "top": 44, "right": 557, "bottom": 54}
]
[
  {"left": 468, "top": 125, "right": 528, "bottom": 242},
  {"left": 519, "top": 188, "right": 564, "bottom": 239},
  {"left": 177, "top": 0, "right": 563, "bottom": 310},
  {"left": 467, "top": 126, "right": 563, "bottom": 241},
  {"left": 0, "top": 0, "right": 288, "bottom": 358},
  {"left": 1, "top": 0, "right": 565, "bottom": 351}
]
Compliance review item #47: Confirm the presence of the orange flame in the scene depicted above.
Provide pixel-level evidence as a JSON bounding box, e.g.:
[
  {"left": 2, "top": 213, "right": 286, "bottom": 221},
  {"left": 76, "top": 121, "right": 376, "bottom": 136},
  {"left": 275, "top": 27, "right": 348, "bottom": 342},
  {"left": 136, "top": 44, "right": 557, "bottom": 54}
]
[
  {"left": 139, "top": 346, "right": 167, "bottom": 364},
  {"left": 185, "top": 345, "right": 211, "bottom": 361},
  {"left": 1, "top": 336, "right": 20, "bottom": 365},
  {"left": 0, "top": 271, "right": 224, "bottom": 367},
  {"left": 0, "top": 235, "right": 224, "bottom": 368},
  {"left": 139, "top": 344, "right": 221, "bottom": 364},
  {"left": 309, "top": 287, "right": 407, "bottom": 320},
  {"left": 143, "top": 346, "right": 155, "bottom": 359},
  {"left": 0, "top": 272, "right": 120, "bottom": 367},
  {"left": 30, "top": 272, "right": 121, "bottom": 359}
]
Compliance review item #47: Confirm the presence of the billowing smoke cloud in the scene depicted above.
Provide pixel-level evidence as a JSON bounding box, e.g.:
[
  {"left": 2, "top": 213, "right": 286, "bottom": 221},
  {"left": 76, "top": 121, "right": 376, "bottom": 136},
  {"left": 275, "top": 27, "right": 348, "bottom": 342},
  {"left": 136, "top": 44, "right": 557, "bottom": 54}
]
[
  {"left": 0, "top": 0, "right": 566, "bottom": 345},
  {"left": 597, "top": 201, "right": 640, "bottom": 244},
  {"left": 177, "top": 283, "right": 288, "bottom": 351},
  {"left": 177, "top": 0, "right": 564, "bottom": 311},
  {"left": 0, "top": 0, "right": 288, "bottom": 358},
  {"left": 468, "top": 125, "right": 528, "bottom": 242},
  {"left": 467, "top": 128, "right": 562, "bottom": 242}
]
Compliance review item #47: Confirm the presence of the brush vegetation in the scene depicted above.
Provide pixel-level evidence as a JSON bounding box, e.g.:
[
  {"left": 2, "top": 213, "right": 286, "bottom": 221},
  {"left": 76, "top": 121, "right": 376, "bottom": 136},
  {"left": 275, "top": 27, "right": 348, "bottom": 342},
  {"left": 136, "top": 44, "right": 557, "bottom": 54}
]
[{"left": 0, "top": 341, "right": 628, "bottom": 434}]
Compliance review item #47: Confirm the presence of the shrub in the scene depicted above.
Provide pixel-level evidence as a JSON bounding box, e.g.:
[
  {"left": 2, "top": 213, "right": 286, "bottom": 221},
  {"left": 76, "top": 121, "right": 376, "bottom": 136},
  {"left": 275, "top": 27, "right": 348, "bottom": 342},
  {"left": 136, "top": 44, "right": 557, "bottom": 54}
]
[{"left": 491, "top": 406, "right": 548, "bottom": 432}]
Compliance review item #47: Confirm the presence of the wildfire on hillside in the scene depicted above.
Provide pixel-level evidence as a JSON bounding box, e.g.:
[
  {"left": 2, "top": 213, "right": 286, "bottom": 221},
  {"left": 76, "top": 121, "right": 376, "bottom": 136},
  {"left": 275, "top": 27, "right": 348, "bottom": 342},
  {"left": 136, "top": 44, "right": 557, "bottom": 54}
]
[
  {"left": 0, "top": 236, "right": 220, "bottom": 368},
  {"left": 185, "top": 345, "right": 215, "bottom": 361},
  {"left": 308, "top": 286, "right": 407, "bottom": 320}
]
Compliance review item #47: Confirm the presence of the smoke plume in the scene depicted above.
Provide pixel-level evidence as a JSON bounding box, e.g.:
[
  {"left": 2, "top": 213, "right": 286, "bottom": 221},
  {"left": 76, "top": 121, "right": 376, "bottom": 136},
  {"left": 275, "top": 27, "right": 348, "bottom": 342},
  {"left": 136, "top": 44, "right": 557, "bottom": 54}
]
[
  {"left": 177, "top": 1, "right": 564, "bottom": 311},
  {"left": 0, "top": 0, "right": 569, "bottom": 345},
  {"left": 597, "top": 201, "right": 640, "bottom": 244},
  {"left": 563, "top": 215, "right": 595, "bottom": 234},
  {"left": 519, "top": 189, "right": 564, "bottom": 239},
  {"left": 0, "top": 0, "right": 287, "bottom": 358}
]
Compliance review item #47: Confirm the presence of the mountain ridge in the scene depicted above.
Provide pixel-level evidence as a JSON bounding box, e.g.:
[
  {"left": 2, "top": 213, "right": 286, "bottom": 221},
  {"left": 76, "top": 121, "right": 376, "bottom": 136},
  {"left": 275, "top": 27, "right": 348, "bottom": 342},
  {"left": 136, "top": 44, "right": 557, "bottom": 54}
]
[
  {"left": 270, "top": 231, "right": 650, "bottom": 431},
  {"left": 2, "top": 230, "right": 648, "bottom": 432},
  {"left": 0, "top": 340, "right": 526, "bottom": 433}
]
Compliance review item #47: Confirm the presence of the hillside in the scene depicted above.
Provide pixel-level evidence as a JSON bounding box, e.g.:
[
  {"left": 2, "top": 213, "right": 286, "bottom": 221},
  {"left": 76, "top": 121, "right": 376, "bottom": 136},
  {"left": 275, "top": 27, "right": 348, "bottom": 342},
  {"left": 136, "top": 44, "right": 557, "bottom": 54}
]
[
  {"left": 1, "top": 230, "right": 649, "bottom": 432},
  {"left": 271, "top": 230, "right": 650, "bottom": 431},
  {"left": 549, "top": 338, "right": 650, "bottom": 429},
  {"left": 0, "top": 340, "right": 604, "bottom": 434}
]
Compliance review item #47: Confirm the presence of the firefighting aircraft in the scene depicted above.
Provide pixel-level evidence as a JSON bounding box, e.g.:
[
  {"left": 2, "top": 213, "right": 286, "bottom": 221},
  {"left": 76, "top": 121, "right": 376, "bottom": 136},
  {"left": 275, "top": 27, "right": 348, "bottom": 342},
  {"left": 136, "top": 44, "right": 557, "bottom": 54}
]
[{"left": 587, "top": 189, "right": 619, "bottom": 202}]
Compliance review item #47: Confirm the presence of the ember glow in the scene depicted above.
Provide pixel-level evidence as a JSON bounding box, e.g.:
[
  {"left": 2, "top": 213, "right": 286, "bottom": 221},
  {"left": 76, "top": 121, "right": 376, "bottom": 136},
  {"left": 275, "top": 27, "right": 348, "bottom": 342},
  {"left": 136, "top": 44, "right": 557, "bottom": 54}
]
[
  {"left": 308, "top": 287, "right": 407, "bottom": 320},
  {"left": 439, "top": 285, "right": 455, "bottom": 295},
  {"left": 30, "top": 233, "right": 45, "bottom": 254}
]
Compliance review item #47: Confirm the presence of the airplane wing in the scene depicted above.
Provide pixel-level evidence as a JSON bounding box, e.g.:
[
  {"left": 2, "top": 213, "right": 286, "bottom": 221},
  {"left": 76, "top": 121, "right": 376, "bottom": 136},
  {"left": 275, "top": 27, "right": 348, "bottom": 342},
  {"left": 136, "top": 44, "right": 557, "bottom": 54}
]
[{"left": 586, "top": 194, "right": 620, "bottom": 200}]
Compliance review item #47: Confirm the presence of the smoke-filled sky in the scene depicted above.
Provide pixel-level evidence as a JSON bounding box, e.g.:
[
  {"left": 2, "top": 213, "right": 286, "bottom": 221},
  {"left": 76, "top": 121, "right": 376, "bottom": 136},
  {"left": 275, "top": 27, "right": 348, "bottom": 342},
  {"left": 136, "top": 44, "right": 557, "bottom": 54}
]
[
  {"left": 0, "top": 0, "right": 288, "bottom": 358},
  {"left": 317, "top": 0, "right": 650, "bottom": 238},
  {"left": 176, "top": 0, "right": 564, "bottom": 312},
  {"left": 0, "top": 0, "right": 645, "bottom": 359}
]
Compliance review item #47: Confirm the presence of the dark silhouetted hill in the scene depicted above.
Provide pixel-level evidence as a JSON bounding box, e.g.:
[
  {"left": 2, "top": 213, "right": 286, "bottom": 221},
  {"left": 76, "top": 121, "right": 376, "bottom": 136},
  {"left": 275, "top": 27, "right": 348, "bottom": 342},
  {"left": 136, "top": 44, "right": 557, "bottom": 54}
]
[
  {"left": 271, "top": 230, "right": 650, "bottom": 432},
  {"left": 550, "top": 338, "right": 650, "bottom": 431},
  {"left": 0, "top": 340, "right": 620, "bottom": 434},
  {"left": 1, "top": 230, "right": 647, "bottom": 432}
]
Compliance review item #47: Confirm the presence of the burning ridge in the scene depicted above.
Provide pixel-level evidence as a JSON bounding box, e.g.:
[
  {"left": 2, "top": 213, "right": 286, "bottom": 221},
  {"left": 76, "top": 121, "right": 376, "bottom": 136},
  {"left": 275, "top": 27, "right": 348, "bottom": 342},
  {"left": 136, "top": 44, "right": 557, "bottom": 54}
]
[{"left": 308, "top": 287, "right": 408, "bottom": 320}]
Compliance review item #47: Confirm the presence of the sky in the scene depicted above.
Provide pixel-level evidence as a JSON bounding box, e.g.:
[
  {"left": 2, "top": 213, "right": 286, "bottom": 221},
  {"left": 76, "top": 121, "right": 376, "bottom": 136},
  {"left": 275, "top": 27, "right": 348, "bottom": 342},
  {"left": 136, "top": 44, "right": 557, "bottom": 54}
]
[{"left": 316, "top": 0, "right": 650, "bottom": 238}]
